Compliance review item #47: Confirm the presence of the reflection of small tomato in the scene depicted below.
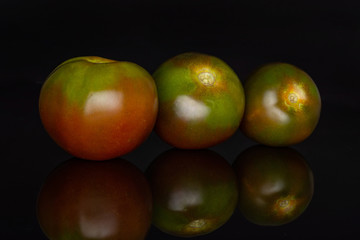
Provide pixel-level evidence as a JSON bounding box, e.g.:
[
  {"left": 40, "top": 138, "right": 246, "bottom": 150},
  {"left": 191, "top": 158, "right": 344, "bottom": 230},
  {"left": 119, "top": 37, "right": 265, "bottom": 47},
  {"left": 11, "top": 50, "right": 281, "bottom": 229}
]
[
  {"left": 146, "top": 149, "right": 238, "bottom": 237},
  {"left": 153, "top": 52, "right": 245, "bottom": 149},
  {"left": 233, "top": 145, "right": 314, "bottom": 226},
  {"left": 37, "top": 158, "right": 152, "bottom": 240},
  {"left": 240, "top": 63, "right": 321, "bottom": 146},
  {"left": 39, "top": 56, "right": 158, "bottom": 160}
]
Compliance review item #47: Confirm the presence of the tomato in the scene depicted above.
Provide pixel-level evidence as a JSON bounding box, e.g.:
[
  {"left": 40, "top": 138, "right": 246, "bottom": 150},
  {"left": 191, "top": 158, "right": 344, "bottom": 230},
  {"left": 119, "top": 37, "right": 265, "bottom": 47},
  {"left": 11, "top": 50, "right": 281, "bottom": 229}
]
[
  {"left": 233, "top": 145, "right": 314, "bottom": 226},
  {"left": 153, "top": 52, "right": 245, "bottom": 149},
  {"left": 39, "top": 56, "right": 158, "bottom": 160},
  {"left": 37, "top": 158, "right": 152, "bottom": 240},
  {"left": 146, "top": 149, "right": 238, "bottom": 237},
  {"left": 240, "top": 62, "right": 321, "bottom": 146}
]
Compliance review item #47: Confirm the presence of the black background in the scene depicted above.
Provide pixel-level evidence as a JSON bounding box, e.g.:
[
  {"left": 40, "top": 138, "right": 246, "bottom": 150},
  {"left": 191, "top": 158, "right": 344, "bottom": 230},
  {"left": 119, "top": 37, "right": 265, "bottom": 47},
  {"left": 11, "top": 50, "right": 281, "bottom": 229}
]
[{"left": 1, "top": 0, "right": 360, "bottom": 239}]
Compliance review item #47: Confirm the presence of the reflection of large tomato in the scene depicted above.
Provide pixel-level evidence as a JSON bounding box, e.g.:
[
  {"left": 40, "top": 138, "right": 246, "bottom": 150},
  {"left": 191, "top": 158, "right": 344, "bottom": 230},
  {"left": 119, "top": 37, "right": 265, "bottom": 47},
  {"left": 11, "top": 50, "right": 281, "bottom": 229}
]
[
  {"left": 146, "top": 149, "right": 238, "bottom": 237},
  {"left": 240, "top": 63, "right": 321, "bottom": 146},
  {"left": 39, "top": 56, "right": 158, "bottom": 160},
  {"left": 233, "top": 145, "right": 314, "bottom": 226},
  {"left": 37, "top": 158, "right": 152, "bottom": 240},
  {"left": 153, "top": 52, "right": 245, "bottom": 149}
]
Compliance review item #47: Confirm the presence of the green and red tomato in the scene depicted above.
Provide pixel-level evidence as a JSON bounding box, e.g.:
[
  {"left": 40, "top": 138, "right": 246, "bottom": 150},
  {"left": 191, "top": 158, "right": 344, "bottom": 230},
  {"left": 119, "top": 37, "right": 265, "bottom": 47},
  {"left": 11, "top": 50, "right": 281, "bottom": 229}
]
[
  {"left": 146, "top": 149, "right": 238, "bottom": 237},
  {"left": 153, "top": 52, "right": 245, "bottom": 149},
  {"left": 233, "top": 145, "right": 314, "bottom": 226},
  {"left": 240, "top": 62, "right": 321, "bottom": 146},
  {"left": 37, "top": 158, "right": 152, "bottom": 240},
  {"left": 39, "top": 56, "right": 158, "bottom": 160}
]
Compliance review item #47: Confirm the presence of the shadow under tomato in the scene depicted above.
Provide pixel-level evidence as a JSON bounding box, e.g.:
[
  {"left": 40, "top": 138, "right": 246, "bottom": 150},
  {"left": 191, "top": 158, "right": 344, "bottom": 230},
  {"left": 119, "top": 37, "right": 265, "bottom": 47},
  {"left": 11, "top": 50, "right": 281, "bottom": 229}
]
[
  {"left": 146, "top": 148, "right": 238, "bottom": 237},
  {"left": 233, "top": 145, "right": 314, "bottom": 226},
  {"left": 36, "top": 157, "right": 152, "bottom": 240}
]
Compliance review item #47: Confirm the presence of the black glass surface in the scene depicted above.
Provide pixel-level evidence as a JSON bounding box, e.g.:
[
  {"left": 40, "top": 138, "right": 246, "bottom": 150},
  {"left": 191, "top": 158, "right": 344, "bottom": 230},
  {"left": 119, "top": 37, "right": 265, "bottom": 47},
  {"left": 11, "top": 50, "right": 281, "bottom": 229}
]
[{"left": 2, "top": 0, "right": 359, "bottom": 239}]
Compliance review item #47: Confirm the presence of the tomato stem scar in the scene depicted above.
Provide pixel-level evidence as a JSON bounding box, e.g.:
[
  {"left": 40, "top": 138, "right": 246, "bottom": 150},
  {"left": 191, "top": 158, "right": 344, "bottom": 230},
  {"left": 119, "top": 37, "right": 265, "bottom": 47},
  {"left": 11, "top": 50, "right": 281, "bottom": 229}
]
[
  {"left": 198, "top": 72, "right": 215, "bottom": 86},
  {"left": 288, "top": 93, "right": 298, "bottom": 103}
]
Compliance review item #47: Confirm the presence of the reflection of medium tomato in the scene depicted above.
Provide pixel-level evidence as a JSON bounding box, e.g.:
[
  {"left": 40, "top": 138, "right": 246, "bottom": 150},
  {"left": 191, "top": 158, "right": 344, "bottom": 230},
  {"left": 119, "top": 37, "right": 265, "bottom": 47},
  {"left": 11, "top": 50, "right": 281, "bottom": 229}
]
[
  {"left": 240, "top": 63, "right": 321, "bottom": 146},
  {"left": 233, "top": 145, "right": 314, "bottom": 226},
  {"left": 153, "top": 52, "right": 245, "bottom": 149},
  {"left": 146, "top": 149, "right": 238, "bottom": 237},
  {"left": 37, "top": 158, "right": 152, "bottom": 240},
  {"left": 39, "top": 56, "right": 158, "bottom": 160}
]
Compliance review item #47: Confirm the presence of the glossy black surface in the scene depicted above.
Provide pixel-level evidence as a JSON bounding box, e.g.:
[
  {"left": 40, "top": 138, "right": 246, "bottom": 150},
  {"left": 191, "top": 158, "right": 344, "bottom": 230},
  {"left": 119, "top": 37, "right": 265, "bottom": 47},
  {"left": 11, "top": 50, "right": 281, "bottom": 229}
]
[{"left": 2, "top": 0, "right": 360, "bottom": 239}]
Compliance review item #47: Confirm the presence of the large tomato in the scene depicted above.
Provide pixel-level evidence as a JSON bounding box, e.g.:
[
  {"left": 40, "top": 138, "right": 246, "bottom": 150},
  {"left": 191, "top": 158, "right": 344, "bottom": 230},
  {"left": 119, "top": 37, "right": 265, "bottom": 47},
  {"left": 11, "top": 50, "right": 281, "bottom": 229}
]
[
  {"left": 37, "top": 158, "right": 152, "bottom": 240},
  {"left": 240, "top": 62, "right": 321, "bottom": 146},
  {"left": 153, "top": 52, "right": 245, "bottom": 149},
  {"left": 233, "top": 145, "right": 314, "bottom": 226},
  {"left": 39, "top": 56, "right": 158, "bottom": 160},
  {"left": 146, "top": 149, "right": 238, "bottom": 237}
]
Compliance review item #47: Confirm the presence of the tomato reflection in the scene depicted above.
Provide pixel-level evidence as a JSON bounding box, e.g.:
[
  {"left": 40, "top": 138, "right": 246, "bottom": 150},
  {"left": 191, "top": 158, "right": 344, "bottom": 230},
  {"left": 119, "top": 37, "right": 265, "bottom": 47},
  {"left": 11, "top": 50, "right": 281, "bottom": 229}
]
[
  {"left": 37, "top": 158, "right": 152, "bottom": 240},
  {"left": 146, "top": 149, "right": 238, "bottom": 237},
  {"left": 233, "top": 145, "right": 314, "bottom": 226}
]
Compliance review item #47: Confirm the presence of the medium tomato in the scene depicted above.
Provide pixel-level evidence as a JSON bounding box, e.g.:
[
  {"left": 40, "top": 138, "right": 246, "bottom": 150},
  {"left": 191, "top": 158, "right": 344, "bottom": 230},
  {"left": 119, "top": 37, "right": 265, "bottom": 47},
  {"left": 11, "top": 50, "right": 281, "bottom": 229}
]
[
  {"left": 146, "top": 149, "right": 238, "bottom": 237},
  {"left": 37, "top": 158, "right": 152, "bottom": 240},
  {"left": 240, "top": 62, "right": 321, "bottom": 146},
  {"left": 233, "top": 145, "right": 314, "bottom": 226},
  {"left": 39, "top": 56, "right": 158, "bottom": 160},
  {"left": 153, "top": 52, "right": 245, "bottom": 149}
]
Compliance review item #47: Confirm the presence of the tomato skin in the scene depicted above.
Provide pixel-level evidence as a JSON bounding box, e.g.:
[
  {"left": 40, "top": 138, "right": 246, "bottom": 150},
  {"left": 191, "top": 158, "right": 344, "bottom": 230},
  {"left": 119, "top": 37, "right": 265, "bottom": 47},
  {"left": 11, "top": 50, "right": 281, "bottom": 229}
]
[
  {"left": 153, "top": 52, "right": 245, "bottom": 149},
  {"left": 146, "top": 149, "right": 238, "bottom": 237},
  {"left": 233, "top": 145, "right": 314, "bottom": 226},
  {"left": 240, "top": 62, "right": 321, "bottom": 146},
  {"left": 39, "top": 56, "right": 158, "bottom": 160},
  {"left": 37, "top": 158, "right": 152, "bottom": 240}
]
